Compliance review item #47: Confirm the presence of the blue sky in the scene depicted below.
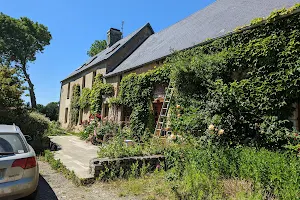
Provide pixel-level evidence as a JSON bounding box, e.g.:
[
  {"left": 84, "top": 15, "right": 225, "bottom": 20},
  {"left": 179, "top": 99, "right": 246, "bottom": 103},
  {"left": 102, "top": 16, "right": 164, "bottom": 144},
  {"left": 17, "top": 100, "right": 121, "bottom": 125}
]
[{"left": 1, "top": 0, "right": 215, "bottom": 105}]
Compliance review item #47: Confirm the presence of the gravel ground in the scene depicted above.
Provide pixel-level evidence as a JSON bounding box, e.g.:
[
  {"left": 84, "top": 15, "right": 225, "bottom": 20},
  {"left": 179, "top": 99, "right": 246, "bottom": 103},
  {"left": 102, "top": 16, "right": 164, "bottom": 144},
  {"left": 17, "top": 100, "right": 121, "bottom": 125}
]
[{"left": 35, "top": 161, "right": 140, "bottom": 200}]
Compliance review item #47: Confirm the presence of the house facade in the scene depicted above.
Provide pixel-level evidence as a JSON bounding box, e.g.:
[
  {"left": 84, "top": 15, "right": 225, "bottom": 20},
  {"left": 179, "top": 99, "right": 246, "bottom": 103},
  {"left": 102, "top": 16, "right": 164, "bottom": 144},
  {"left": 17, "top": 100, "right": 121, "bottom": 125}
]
[
  {"left": 59, "top": 0, "right": 300, "bottom": 130},
  {"left": 59, "top": 24, "right": 154, "bottom": 129}
]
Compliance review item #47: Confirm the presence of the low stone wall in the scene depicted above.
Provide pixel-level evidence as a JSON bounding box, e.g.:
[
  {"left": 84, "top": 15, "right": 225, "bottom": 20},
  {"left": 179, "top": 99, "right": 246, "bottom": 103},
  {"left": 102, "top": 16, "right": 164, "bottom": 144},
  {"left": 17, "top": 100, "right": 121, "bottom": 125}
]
[{"left": 89, "top": 155, "right": 165, "bottom": 178}]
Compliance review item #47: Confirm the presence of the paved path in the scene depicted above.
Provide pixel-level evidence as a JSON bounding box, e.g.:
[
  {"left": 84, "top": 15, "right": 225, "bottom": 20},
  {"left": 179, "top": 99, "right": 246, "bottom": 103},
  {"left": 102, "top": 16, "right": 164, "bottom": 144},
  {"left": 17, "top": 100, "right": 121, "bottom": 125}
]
[{"left": 49, "top": 136, "right": 98, "bottom": 179}]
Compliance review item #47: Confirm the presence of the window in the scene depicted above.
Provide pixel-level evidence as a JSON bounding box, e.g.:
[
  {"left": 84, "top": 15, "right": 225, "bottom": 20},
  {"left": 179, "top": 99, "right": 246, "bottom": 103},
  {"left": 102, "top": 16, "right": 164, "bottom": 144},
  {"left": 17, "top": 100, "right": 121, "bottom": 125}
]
[
  {"left": 103, "top": 104, "right": 109, "bottom": 118},
  {"left": 67, "top": 83, "right": 71, "bottom": 99},
  {"left": 119, "top": 75, "right": 123, "bottom": 82},
  {"left": 0, "top": 133, "right": 28, "bottom": 154},
  {"left": 82, "top": 75, "right": 86, "bottom": 88},
  {"left": 65, "top": 108, "right": 69, "bottom": 123},
  {"left": 92, "top": 71, "right": 97, "bottom": 85}
]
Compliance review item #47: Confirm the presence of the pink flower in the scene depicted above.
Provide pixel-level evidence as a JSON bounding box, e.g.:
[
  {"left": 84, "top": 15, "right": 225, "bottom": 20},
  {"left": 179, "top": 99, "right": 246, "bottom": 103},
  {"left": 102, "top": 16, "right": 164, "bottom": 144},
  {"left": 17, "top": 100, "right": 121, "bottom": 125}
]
[{"left": 96, "top": 113, "right": 102, "bottom": 119}]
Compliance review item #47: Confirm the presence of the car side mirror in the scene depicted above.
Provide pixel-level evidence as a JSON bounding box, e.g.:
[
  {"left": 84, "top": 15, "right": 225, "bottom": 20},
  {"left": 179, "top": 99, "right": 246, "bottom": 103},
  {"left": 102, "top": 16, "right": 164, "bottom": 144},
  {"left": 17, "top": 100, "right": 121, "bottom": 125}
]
[{"left": 24, "top": 135, "right": 33, "bottom": 142}]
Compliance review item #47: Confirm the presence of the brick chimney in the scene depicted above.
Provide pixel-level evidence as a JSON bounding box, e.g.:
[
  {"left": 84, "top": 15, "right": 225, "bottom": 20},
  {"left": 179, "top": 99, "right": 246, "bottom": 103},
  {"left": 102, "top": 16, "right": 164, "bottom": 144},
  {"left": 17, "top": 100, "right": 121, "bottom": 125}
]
[{"left": 107, "top": 28, "right": 122, "bottom": 47}]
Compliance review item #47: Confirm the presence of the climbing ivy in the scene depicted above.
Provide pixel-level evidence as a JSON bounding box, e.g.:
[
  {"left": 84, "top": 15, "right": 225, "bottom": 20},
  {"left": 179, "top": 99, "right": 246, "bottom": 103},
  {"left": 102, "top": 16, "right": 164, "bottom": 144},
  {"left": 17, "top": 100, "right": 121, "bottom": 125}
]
[
  {"left": 70, "top": 84, "right": 80, "bottom": 126},
  {"left": 117, "top": 4, "right": 300, "bottom": 149},
  {"left": 169, "top": 5, "right": 300, "bottom": 149},
  {"left": 79, "top": 88, "right": 91, "bottom": 109},
  {"left": 118, "top": 64, "right": 171, "bottom": 140},
  {"left": 90, "top": 74, "right": 114, "bottom": 114}
]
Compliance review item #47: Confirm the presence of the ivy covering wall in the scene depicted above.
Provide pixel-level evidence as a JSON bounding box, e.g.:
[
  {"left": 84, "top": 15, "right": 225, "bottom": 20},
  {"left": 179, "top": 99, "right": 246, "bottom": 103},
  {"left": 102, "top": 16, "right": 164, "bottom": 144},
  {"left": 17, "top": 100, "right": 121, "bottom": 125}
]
[
  {"left": 117, "top": 4, "right": 300, "bottom": 148},
  {"left": 70, "top": 84, "right": 80, "bottom": 126},
  {"left": 118, "top": 65, "right": 170, "bottom": 140},
  {"left": 90, "top": 74, "right": 114, "bottom": 114},
  {"left": 170, "top": 5, "right": 300, "bottom": 148},
  {"left": 69, "top": 74, "right": 114, "bottom": 128}
]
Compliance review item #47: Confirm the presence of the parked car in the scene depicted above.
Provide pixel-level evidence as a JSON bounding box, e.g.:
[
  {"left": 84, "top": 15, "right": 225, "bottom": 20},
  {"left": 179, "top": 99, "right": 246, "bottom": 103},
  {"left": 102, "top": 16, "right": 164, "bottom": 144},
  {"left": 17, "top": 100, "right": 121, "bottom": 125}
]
[{"left": 0, "top": 124, "right": 39, "bottom": 200}]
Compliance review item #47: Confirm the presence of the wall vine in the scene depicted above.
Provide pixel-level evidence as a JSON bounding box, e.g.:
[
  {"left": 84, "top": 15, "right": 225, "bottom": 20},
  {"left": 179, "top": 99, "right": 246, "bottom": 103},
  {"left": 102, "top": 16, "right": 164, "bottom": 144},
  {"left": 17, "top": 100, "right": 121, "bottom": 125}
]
[
  {"left": 69, "top": 84, "right": 80, "bottom": 126},
  {"left": 116, "top": 4, "right": 300, "bottom": 149},
  {"left": 90, "top": 74, "right": 114, "bottom": 115}
]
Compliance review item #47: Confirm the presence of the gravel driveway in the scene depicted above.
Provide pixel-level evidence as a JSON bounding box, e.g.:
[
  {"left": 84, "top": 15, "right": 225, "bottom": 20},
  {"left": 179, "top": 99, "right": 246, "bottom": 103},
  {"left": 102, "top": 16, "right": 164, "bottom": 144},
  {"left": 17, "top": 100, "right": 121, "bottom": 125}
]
[{"left": 32, "top": 161, "right": 139, "bottom": 200}]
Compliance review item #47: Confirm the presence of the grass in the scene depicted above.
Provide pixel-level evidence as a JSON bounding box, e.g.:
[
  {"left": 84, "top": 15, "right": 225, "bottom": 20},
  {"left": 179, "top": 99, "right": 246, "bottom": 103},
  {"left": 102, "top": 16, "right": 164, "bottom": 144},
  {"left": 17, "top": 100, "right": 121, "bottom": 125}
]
[
  {"left": 111, "top": 170, "right": 176, "bottom": 200},
  {"left": 108, "top": 170, "right": 264, "bottom": 200}
]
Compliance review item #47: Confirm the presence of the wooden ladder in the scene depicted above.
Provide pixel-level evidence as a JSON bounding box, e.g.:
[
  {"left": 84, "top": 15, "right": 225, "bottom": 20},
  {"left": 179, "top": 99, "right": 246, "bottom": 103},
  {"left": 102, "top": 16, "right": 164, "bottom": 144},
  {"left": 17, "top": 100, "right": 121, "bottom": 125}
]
[{"left": 154, "top": 82, "right": 175, "bottom": 137}]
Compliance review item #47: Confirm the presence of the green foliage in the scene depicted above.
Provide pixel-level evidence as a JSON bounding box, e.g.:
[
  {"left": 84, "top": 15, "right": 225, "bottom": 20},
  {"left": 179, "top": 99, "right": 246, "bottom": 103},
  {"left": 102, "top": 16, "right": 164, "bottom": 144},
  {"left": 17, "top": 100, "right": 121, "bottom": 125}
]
[
  {"left": 173, "top": 163, "right": 222, "bottom": 199},
  {"left": 24, "top": 111, "right": 50, "bottom": 137},
  {"left": 169, "top": 8, "right": 300, "bottom": 148},
  {"left": 87, "top": 40, "right": 107, "bottom": 57},
  {"left": 45, "top": 121, "right": 66, "bottom": 136},
  {"left": 165, "top": 143, "right": 300, "bottom": 200},
  {"left": 36, "top": 102, "right": 59, "bottom": 121},
  {"left": 0, "top": 13, "right": 52, "bottom": 108},
  {"left": 0, "top": 66, "right": 24, "bottom": 108},
  {"left": 70, "top": 84, "right": 80, "bottom": 126},
  {"left": 237, "top": 4, "right": 300, "bottom": 30},
  {"left": 0, "top": 110, "right": 50, "bottom": 152},
  {"left": 118, "top": 64, "right": 171, "bottom": 140},
  {"left": 98, "top": 137, "right": 166, "bottom": 158},
  {"left": 79, "top": 88, "right": 91, "bottom": 109},
  {"left": 80, "top": 119, "right": 98, "bottom": 140},
  {"left": 108, "top": 97, "right": 122, "bottom": 107},
  {"left": 90, "top": 74, "right": 114, "bottom": 114}
]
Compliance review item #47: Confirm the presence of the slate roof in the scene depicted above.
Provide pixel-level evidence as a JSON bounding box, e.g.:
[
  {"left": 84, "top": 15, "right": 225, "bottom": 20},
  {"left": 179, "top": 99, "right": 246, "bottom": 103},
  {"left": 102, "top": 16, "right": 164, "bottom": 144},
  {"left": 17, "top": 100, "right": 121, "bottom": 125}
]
[
  {"left": 105, "top": 0, "right": 300, "bottom": 77},
  {"left": 62, "top": 23, "right": 152, "bottom": 81}
]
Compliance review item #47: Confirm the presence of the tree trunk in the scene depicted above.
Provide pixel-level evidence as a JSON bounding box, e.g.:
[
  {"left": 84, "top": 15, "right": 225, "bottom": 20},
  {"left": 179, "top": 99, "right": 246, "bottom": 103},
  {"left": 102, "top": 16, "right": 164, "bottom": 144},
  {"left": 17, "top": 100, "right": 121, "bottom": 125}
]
[{"left": 21, "top": 63, "right": 37, "bottom": 108}]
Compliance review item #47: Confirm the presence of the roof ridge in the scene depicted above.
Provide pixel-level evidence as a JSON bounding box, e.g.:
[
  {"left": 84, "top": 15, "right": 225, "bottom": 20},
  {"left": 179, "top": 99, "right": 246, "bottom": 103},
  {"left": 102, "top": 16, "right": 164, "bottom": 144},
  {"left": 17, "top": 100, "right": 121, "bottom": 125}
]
[{"left": 61, "top": 23, "right": 153, "bottom": 82}]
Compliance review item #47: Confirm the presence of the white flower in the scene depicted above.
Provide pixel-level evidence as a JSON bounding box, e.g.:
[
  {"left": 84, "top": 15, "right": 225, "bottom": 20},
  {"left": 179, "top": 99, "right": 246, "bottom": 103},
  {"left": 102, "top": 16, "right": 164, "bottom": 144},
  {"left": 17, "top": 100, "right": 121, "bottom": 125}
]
[
  {"left": 218, "top": 129, "right": 224, "bottom": 135},
  {"left": 208, "top": 124, "right": 215, "bottom": 131}
]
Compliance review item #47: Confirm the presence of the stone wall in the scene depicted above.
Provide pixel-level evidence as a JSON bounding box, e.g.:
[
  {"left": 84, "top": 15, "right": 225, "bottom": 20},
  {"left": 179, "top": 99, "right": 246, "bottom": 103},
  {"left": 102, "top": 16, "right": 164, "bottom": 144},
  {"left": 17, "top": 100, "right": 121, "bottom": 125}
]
[
  {"left": 89, "top": 155, "right": 165, "bottom": 179},
  {"left": 59, "top": 63, "right": 106, "bottom": 130}
]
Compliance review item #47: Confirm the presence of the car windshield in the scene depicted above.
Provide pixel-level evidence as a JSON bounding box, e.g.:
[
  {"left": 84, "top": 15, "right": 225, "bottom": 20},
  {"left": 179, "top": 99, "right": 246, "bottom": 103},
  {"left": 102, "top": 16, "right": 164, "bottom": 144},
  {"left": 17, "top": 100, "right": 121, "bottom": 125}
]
[{"left": 0, "top": 133, "right": 28, "bottom": 154}]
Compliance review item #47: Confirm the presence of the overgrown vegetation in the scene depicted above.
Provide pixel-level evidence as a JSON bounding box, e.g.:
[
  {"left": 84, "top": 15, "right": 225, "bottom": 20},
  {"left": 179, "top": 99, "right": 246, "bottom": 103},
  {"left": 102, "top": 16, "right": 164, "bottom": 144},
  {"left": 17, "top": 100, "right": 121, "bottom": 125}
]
[
  {"left": 118, "top": 65, "right": 170, "bottom": 141},
  {"left": 112, "top": 4, "right": 300, "bottom": 150},
  {"left": 79, "top": 88, "right": 91, "bottom": 109},
  {"left": 168, "top": 5, "right": 300, "bottom": 149},
  {"left": 98, "top": 136, "right": 166, "bottom": 158},
  {"left": 90, "top": 74, "right": 114, "bottom": 114},
  {"left": 93, "top": 5, "right": 300, "bottom": 200}
]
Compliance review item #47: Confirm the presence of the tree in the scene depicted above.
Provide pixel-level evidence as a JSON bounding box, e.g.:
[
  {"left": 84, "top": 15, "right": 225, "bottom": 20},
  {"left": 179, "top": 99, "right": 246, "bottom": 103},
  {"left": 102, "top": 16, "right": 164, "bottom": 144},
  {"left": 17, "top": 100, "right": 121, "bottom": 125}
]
[
  {"left": 0, "top": 13, "right": 52, "bottom": 108},
  {"left": 36, "top": 102, "right": 59, "bottom": 121},
  {"left": 0, "top": 66, "right": 24, "bottom": 109},
  {"left": 43, "top": 102, "right": 59, "bottom": 121},
  {"left": 87, "top": 40, "right": 107, "bottom": 57},
  {"left": 36, "top": 104, "right": 45, "bottom": 113}
]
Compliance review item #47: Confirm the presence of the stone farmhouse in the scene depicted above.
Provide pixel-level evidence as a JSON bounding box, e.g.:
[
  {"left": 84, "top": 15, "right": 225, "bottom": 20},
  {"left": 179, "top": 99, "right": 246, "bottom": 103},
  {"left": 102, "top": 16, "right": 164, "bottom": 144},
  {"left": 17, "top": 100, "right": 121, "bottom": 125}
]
[{"left": 59, "top": 0, "right": 300, "bottom": 130}]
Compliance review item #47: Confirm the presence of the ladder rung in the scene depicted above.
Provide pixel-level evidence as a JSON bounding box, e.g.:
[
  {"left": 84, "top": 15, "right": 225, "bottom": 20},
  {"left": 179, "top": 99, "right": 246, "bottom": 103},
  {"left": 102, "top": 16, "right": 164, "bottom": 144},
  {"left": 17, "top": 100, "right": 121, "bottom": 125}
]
[
  {"left": 159, "top": 122, "right": 163, "bottom": 124},
  {"left": 162, "top": 108, "right": 168, "bottom": 110},
  {"left": 161, "top": 115, "right": 167, "bottom": 117}
]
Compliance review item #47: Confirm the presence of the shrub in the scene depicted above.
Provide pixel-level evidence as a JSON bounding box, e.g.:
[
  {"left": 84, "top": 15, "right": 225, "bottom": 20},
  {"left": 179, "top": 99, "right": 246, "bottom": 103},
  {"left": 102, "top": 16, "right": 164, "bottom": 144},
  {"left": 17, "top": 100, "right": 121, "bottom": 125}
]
[
  {"left": 45, "top": 121, "right": 66, "bottom": 136},
  {"left": 22, "top": 111, "right": 50, "bottom": 138},
  {"left": 98, "top": 137, "right": 166, "bottom": 158}
]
